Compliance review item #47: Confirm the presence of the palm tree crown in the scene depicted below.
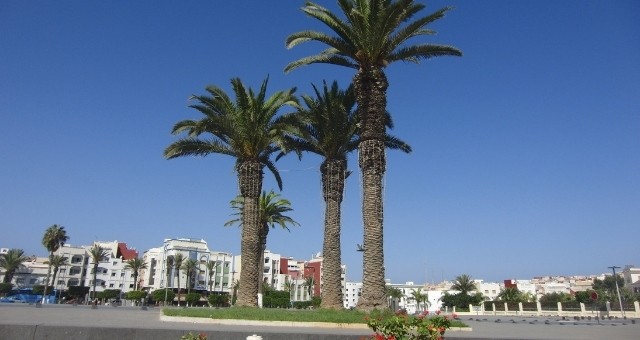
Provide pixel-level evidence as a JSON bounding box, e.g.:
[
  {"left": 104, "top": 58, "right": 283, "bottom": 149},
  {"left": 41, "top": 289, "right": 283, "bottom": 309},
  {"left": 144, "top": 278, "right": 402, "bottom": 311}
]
[
  {"left": 45, "top": 254, "right": 68, "bottom": 291},
  {"left": 124, "top": 258, "right": 148, "bottom": 291},
  {"left": 0, "top": 249, "right": 29, "bottom": 284},
  {"left": 452, "top": 274, "right": 477, "bottom": 295},
  {"left": 181, "top": 258, "right": 199, "bottom": 295}
]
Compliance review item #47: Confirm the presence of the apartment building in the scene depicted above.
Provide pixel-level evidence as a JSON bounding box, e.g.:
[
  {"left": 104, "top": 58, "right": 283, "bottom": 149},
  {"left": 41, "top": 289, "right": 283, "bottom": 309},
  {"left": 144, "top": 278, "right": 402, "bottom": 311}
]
[{"left": 140, "top": 238, "right": 234, "bottom": 294}]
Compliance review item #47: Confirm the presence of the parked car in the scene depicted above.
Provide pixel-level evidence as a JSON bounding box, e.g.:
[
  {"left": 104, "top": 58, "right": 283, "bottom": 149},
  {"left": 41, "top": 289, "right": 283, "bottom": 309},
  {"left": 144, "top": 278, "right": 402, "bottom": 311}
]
[{"left": 0, "top": 296, "right": 26, "bottom": 303}]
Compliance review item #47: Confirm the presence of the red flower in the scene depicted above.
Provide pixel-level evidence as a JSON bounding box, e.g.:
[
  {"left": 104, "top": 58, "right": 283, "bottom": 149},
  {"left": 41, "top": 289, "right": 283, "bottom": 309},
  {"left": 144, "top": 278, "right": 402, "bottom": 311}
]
[{"left": 435, "top": 310, "right": 441, "bottom": 315}]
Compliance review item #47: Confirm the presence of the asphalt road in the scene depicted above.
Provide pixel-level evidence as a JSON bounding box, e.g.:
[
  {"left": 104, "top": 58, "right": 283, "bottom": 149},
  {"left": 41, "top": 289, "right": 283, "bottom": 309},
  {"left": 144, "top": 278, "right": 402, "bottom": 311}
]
[{"left": 1, "top": 303, "right": 638, "bottom": 340}]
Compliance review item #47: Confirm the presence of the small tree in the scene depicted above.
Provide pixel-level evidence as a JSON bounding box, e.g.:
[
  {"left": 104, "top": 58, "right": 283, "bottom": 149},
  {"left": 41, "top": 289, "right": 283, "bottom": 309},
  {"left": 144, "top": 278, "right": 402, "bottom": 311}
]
[
  {"left": 125, "top": 290, "right": 147, "bottom": 306},
  {"left": 151, "top": 288, "right": 175, "bottom": 305},
  {"left": 0, "top": 283, "right": 13, "bottom": 297},
  {"left": 185, "top": 292, "right": 202, "bottom": 306}
]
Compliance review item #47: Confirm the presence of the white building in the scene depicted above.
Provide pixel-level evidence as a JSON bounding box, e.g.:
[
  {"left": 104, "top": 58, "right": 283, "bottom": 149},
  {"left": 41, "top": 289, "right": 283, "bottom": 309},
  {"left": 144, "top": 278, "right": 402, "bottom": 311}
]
[
  {"left": 141, "top": 238, "right": 234, "bottom": 295},
  {"left": 343, "top": 281, "right": 362, "bottom": 309}
]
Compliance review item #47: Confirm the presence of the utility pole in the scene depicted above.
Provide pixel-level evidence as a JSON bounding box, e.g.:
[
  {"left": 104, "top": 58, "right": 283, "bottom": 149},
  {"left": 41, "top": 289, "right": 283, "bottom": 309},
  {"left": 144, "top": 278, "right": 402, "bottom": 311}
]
[{"left": 608, "top": 266, "right": 625, "bottom": 318}]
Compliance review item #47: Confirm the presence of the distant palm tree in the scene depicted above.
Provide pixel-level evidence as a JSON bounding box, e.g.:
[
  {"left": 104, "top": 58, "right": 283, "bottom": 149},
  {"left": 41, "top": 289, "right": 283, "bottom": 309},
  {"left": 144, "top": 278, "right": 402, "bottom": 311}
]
[
  {"left": 165, "top": 256, "right": 174, "bottom": 290},
  {"left": 385, "top": 286, "right": 404, "bottom": 310},
  {"left": 283, "top": 280, "right": 294, "bottom": 305},
  {"left": 226, "top": 190, "right": 299, "bottom": 294},
  {"left": 305, "top": 277, "right": 315, "bottom": 298},
  {"left": 0, "top": 249, "right": 29, "bottom": 283},
  {"left": 206, "top": 260, "right": 216, "bottom": 295},
  {"left": 88, "top": 244, "right": 109, "bottom": 301},
  {"left": 124, "top": 258, "right": 148, "bottom": 291},
  {"left": 451, "top": 274, "right": 477, "bottom": 296},
  {"left": 410, "top": 288, "right": 429, "bottom": 312},
  {"left": 172, "top": 253, "right": 184, "bottom": 306},
  {"left": 290, "top": 80, "right": 411, "bottom": 309},
  {"left": 41, "top": 225, "right": 68, "bottom": 302},
  {"left": 497, "top": 287, "right": 522, "bottom": 303},
  {"left": 44, "top": 254, "right": 68, "bottom": 292},
  {"left": 165, "top": 77, "right": 299, "bottom": 307},
  {"left": 286, "top": 0, "right": 461, "bottom": 311},
  {"left": 181, "top": 258, "right": 199, "bottom": 295}
]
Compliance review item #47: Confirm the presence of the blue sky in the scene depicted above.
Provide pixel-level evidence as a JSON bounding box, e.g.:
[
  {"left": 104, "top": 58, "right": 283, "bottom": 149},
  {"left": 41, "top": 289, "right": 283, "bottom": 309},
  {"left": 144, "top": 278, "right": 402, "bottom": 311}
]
[{"left": 1, "top": 1, "right": 638, "bottom": 284}]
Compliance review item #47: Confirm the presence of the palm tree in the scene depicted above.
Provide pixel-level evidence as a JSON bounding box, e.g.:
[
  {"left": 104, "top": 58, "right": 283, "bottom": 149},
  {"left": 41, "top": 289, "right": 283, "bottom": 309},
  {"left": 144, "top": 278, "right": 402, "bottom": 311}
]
[
  {"left": 305, "top": 276, "right": 315, "bottom": 298},
  {"left": 290, "top": 80, "right": 411, "bottom": 309},
  {"left": 44, "top": 254, "right": 68, "bottom": 293},
  {"left": 286, "top": 0, "right": 461, "bottom": 311},
  {"left": 165, "top": 256, "right": 174, "bottom": 290},
  {"left": 410, "top": 288, "right": 429, "bottom": 312},
  {"left": 165, "top": 77, "right": 299, "bottom": 307},
  {"left": 385, "top": 286, "right": 403, "bottom": 310},
  {"left": 181, "top": 258, "right": 199, "bottom": 295},
  {"left": 41, "top": 224, "right": 69, "bottom": 302},
  {"left": 283, "top": 280, "right": 295, "bottom": 306},
  {"left": 88, "top": 244, "right": 109, "bottom": 301},
  {"left": 226, "top": 190, "right": 299, "bottom": 295},
  {"left": 0, "top": 249, "right": 29, "bottom": 284},
  {"left": 497, "top": 287, "right": 522, "bottom": 303},
  {"left": 172, "top": 253, "right": 184, "bottom": 306},
  {"left": 206, "top": 260, "right": 216, "bottom": 295},
  {"left": 451, "top": 274, "right": 477, "bottom": 296},
  {"left": 124, "top": 258, "right": 148, "bottom": 291}
]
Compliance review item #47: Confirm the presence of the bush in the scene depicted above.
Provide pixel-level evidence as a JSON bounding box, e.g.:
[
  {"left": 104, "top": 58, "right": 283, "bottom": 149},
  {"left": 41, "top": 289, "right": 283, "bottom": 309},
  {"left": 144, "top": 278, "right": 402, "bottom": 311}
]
[
  {"left": 97, "top": 289, "right": 120, "bottom": 300},
  {"left": 66, "top": 286, "right": 90, "bottom": 300},
  {"left": 263, "top": 290, "right": 290, "bottom": 308},
  {"left": 208, "top": 293, "right": 229, "bottom": 307},
  {"left": 150, "top": 289, "right": 175, "bottom": 305},
  {"left": 185, "top": 293, "right": 202, "bottom": 306},
  {"left": 125, "top": 290, "right": 147, "bottom": 304}
]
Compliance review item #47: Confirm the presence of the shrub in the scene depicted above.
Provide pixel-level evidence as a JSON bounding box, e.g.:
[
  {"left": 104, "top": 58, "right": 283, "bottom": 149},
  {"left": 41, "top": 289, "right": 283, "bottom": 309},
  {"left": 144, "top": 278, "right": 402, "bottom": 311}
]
[
  {"left": 0, "top": 283, "right": 13, "bottom": 296},
  {"left": 366, "top": 309, "right": 453, "bottom": 340},
  {"left": 150, "top": 289, "right": 175, "bottom": 305},
  {"left": 125, "top": 290, "right": 147, "bottom": 304},
  {"left": 185, "top": 292, "right": 202, "bottom": 306}
]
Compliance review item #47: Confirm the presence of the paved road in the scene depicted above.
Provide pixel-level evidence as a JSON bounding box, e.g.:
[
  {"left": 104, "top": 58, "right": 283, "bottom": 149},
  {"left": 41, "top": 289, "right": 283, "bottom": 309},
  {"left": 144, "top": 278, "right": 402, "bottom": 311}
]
[{"left": 1, "top": 303, "right": 638, "bottom": 339}]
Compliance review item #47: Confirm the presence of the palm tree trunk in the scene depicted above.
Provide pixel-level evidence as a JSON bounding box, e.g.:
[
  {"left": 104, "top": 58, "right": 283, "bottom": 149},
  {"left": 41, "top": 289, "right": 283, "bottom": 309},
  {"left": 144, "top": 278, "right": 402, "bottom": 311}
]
[
  {"left": 176, "top": 273, "right": 181, "bottom": 306},
  {"left": 42, "top": 253, "right": 53, "bottom": 303},
  {"left": 257, "top": 225, "right": 268, "bottom": 296},
  {"left": 236, "top": 160, "right": 263, "bottom": 307},
  {"left": 320, "top": 159, "right": 345, "bottom": 309},
  {"left": 354, "top": 68, "right": 389, "bottom": 311},
  {"left": 92, "top": 264, "right": 98, "bottom": 301}
]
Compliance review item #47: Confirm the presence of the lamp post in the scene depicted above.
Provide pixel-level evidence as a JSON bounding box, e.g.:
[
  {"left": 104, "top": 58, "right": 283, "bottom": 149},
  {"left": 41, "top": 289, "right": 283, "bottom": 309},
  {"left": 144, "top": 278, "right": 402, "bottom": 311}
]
[{"left": 608, "top": 266, "right": 625, "bottom": 317}]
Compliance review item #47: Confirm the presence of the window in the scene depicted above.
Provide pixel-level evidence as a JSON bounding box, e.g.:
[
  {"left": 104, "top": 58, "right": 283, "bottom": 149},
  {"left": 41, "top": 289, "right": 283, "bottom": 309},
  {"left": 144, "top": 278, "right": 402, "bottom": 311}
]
[
  {"left": 109, "top": 284, "right": 114, "bottom": 288},
  {"left": 111, "top": 273, "right": 116, "bottom": 277},
  {"left": 29, "top": 279, "right": 37, "bottom": 284}
]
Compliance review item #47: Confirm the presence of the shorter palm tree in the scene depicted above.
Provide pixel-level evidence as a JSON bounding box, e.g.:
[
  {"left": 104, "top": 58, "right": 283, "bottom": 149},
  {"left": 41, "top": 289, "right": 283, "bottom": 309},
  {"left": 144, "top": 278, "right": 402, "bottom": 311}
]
[
  {"left": 410, "top": 288, "right": 429, "bottom": 312},
  {"left": 452, "top": 274, "right": 477, "bottom": 296},
  {"left": 305, "top": 277, "right": 315, "bottom": 298},
  {"left": 0, "top": 249, "right": 29, "bottom": 284},
  {"left": 181, "top": 258, "right": 199, "bottom": 295},
  {"left": 41, "top": 224, "right": 68, "bottom": 302},
  {"left": 173, "top": 253, "right": 185, "bottom": 306},
  {"left": 386, "top": 286, "right": 404, "bottom": 310},
  {"left": 124, "top": 258, "right": 148, "bottom": 291},
  {"left": 44, "top": 255, "right": 68, "bottom": 291},
  {"left": 206, "top": 260, "right": 216, "bottom": 295},
  {"left": 88, "top": 244, "right": 109, "bottom": 301},
  {"left": 497, "top": 287, "right": 522, "bottom": 302}
]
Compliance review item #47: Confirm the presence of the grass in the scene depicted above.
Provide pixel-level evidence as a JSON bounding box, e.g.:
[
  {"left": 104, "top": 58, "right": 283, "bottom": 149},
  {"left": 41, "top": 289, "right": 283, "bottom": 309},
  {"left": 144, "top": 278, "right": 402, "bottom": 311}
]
[{"left": 163, "top": 307, "right": 467, "bottom": 327}]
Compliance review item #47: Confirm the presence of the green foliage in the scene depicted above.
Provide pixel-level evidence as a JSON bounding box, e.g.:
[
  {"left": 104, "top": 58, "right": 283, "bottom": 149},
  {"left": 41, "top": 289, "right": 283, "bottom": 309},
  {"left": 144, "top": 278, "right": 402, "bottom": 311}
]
[
  {"left": 366, "top": 309, "right": 456, "bottom": 340},
  {"left": 539, "top": 292, "right": 573, "bottom": 304},
  {"left": 125, "top": 290, "right": 147, "bottom": 301},
  {"left": 441, "top": 291, "right": 483, "bottom": 309},
  {"left": 262, "top": 289, "right": 290, "bottom": 308},
  {"left": 207, "top": 293, "right": 229, "bottom": 307},
  {"left": 97, "top": 289, "right": 120, "bottom": 300},
  {"left": 164, "top": 306, "right": 371, "bottom": 324},
  {"left": 32, "top": 285, "right": 53, "bottom": 295},
  {"left": 497, "top": 287, "right": 524, "bottom": 302},
  {"left": 150, "top": 289, "right": 175, "bottom": 304},
  {"left": 66, "top": 286, "right": 89, "bottom": 299},
  {"left": 185, "top": 292, "right": 202, "bottom": 306},
  {"left": 0, "top": 283, "right": 13, "bottom": 296}
]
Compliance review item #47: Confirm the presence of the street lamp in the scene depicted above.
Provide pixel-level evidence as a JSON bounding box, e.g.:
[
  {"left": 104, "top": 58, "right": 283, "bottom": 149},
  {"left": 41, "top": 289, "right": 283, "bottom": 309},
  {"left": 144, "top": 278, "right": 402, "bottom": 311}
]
[{"left": 608, "top": 266, "right": 626, "bottom": 318}]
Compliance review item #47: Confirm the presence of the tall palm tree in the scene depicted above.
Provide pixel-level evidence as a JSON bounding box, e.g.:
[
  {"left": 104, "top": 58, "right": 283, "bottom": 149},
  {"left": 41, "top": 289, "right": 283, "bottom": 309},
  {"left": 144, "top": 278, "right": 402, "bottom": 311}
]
[
  {"left": 41, "top": 224, "right": 69, "bottom": 302},
  {"left": 226, "top": 190, "right": 299, "bottom": 295},
  {"left": 286, "top": 0, "right": 461, "bottom": 311},
  {"left": 451, "top": 274, "right": 477, "bottom": 296},
  {"left": 88, "top": 244, "right": 109, "bottom": 301},
  {"left": 0, "top": 249, "right": 29, "bottom": 284},
  {"left": 124, "top": 258, "right": 148, "bottom": 291},
  {"left": 206, "top": 260, "right": 216, "bottom": 295},
  {"left": 290, "top": 80, "right": 411, "bottom": 309},
  {"left": 165, "top": 77, "right": 299, "bottom": 307},
  {"left": 172, "top": 253, "right": 184, "bottom": 306},
  {"left": 44, "top": 254, "right": 68, "bottom": 293},
  {"left": 165, "top": 256, "right": 174, "bottom": 290},
  {"left": 181, "top": 258, "right": 199, "bottom": 295}
]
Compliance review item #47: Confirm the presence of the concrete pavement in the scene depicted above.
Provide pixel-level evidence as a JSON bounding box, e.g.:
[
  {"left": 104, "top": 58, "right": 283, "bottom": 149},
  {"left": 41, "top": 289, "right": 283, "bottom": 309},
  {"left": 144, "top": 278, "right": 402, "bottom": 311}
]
[{"left": 1, "top": 303, "right": 638, "bottom": 339}]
